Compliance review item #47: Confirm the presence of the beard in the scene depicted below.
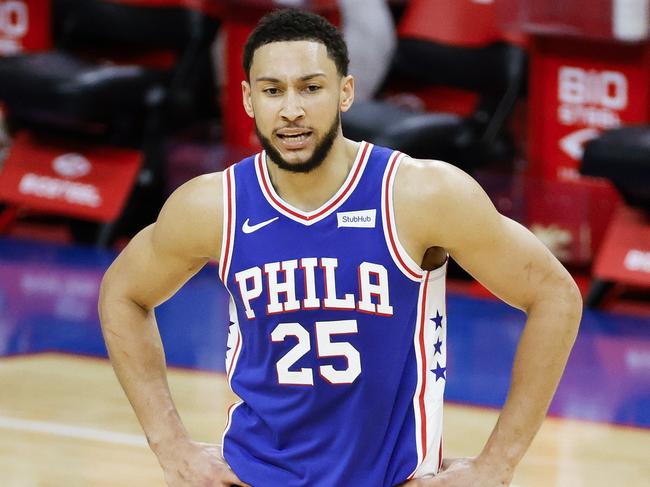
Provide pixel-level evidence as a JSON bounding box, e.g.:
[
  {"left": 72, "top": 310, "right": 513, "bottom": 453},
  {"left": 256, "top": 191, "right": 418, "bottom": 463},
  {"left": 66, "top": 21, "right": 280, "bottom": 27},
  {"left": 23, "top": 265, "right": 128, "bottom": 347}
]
[{"left": 255, "top": 111, "right": 340, "bottom": 174}]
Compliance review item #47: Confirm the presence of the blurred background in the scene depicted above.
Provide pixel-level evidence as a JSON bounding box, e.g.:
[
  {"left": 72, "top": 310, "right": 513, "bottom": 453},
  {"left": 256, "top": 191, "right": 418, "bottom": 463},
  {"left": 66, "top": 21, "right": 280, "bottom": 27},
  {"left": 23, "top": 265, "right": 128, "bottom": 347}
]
[
  {"left": 1, "top": 0, "right": 650, "bottom": 308},
  {"left": 0, "top": 1, "right": 648, "bottom": 486}
]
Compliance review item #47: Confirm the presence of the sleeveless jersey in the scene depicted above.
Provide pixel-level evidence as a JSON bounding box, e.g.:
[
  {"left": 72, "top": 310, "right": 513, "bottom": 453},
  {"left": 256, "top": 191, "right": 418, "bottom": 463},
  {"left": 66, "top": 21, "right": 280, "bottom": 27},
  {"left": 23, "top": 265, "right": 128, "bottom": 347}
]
[{"left": 219, "top": 142, "right": 447, "bottom": 487}]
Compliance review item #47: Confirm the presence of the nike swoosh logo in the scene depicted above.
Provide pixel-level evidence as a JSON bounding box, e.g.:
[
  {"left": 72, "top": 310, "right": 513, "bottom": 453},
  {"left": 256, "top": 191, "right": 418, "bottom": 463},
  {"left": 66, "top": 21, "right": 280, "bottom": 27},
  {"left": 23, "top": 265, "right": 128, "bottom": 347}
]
[{"left": 242, "top": 217, "right": 279, "bottom": 234}]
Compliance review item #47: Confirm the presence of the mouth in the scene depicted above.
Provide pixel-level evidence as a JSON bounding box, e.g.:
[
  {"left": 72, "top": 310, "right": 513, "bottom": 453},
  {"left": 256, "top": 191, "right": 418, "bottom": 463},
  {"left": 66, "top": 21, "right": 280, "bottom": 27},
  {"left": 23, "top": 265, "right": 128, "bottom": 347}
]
[{"left": 275, "top": 129, "right": 313, "bottom": 150}]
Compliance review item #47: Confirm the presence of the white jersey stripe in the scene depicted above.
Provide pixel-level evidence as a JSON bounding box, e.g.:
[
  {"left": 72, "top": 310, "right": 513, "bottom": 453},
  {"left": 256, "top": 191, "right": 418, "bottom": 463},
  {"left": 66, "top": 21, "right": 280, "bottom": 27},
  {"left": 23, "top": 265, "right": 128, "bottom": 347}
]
[
  {"left": 220, "top": 168, "right": 243, "bottom": 389},
  {"left": 219, "top": 166, "right": 236, "bottom": 284},
  {"left": 408, "top": 271, "right": 430, "bottom": 478},
  {"left": 381, "top": 151, "right": 425, "bottom": 282},
  {"left": 412, "top": 268, "right": 448, "bottom": 478}
]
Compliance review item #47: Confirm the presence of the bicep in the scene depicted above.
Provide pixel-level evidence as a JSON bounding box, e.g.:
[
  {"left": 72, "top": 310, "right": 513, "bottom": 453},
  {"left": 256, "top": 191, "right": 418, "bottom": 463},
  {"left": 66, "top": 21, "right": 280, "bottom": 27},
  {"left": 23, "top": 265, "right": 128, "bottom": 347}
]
[
  {"left": 448, "top": 214, "right": 570, "bottom": 312},
  {"left": 104, "top": 224, "right": 209, "bottom": 310},
  {"left": 411, "top": 163, "right": 575, "bottom": 312},
  {"left": 101, "top": 173, "right": 222, "bottom": 309}
]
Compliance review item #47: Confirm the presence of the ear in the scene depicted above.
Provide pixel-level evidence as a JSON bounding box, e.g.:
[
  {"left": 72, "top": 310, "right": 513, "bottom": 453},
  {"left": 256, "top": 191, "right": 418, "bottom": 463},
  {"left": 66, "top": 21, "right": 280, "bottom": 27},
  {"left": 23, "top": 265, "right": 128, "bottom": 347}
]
[
  {"left": 241, "top": 80, "right": 255, "bottom": 118},
  {"left": 339, "top": 75, "right": 355, "bottom": 113}
]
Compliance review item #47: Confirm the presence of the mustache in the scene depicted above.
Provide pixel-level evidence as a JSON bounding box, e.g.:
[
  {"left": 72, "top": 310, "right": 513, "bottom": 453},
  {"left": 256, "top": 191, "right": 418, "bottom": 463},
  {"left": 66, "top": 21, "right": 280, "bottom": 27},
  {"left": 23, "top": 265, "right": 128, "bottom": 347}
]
[{"left": 274, "top": 125, "right": 312, "bottom": 131}]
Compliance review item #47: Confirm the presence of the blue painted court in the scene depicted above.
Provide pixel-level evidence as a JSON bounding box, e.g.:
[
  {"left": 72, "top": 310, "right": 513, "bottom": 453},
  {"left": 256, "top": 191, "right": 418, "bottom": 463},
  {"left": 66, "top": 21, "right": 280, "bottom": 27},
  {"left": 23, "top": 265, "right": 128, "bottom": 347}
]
[{"left": 1, "top": 237, "right": 649, "bottom": 429}]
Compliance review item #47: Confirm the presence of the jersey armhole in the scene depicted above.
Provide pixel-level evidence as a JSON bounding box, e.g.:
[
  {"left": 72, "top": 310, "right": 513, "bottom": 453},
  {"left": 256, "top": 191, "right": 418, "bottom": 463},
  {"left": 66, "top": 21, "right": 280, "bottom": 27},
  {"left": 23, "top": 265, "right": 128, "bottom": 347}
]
[
  {"left": 218, "top": 165, "right": 236, "bottom": 284},
  {"left": 381, "top": 151, "right": 427, "bottom": 282}
]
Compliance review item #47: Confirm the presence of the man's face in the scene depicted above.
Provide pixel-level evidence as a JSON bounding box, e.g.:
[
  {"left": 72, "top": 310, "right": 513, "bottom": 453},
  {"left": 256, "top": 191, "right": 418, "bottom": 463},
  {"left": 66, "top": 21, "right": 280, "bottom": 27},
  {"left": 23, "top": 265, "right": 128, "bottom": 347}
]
[{"left": 242, "top": 40, "right": 354, "bottom": 173}]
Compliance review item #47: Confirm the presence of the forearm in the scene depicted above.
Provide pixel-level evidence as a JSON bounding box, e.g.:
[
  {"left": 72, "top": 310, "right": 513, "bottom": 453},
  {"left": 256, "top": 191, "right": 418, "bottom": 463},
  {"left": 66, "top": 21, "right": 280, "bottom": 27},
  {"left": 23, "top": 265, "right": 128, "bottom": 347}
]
[
  {"left": 98, "top": 278, "right": 189, "bottom": 454},
  {"left": 479, "top": 288, "right": 582, "bottom": 472}
]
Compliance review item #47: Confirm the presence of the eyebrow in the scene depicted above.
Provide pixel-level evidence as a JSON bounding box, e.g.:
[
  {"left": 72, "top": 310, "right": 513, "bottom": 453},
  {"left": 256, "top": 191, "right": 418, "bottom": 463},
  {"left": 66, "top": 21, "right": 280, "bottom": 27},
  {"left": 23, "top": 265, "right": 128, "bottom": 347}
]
[{"left": 255, "top": 72, "right": 328, "bottom": 83}]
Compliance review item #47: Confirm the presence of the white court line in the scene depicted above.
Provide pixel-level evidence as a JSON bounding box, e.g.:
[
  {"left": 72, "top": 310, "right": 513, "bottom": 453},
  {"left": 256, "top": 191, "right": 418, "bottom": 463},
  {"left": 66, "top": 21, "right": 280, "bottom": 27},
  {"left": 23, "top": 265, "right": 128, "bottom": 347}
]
[{"left": 0, "top": 415, "right": 147, "bottom": 447}]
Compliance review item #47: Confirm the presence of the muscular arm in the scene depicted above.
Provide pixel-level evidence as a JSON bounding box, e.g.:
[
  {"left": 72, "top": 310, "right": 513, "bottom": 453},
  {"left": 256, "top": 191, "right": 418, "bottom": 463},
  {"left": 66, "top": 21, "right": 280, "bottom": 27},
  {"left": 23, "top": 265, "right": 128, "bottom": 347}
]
[
  {"left": 395, "top": 158, "right": 582, "bottom": 483},
  {"left": 98, "top": 174, "right": 237, "bottom": 480}
]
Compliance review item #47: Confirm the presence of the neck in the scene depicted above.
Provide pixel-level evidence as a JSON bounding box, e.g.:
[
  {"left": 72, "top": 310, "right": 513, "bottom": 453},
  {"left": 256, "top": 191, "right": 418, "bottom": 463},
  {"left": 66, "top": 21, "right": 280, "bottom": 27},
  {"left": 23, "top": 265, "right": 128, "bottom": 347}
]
[{"left": 266, "top": 136, "right": 360, "bottom": 212}]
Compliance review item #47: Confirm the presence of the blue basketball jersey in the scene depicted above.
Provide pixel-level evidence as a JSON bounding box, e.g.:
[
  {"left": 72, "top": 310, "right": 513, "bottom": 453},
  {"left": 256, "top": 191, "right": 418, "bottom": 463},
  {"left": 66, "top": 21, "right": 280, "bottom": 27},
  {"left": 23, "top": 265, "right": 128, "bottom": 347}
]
[{"left": 218, "top": 142, "right": 447, "bottom": 487}]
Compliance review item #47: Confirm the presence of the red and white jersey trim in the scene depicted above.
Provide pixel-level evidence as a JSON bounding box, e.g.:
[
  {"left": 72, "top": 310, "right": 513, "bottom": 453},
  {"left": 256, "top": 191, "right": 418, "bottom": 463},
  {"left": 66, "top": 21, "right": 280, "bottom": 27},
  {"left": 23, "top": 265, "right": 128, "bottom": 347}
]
[
  {"left": 409, "top": 269, "right": 447, "bottom": 479},
  {"left": 220, "top": 168, "right": 243, "bottom": 388},
  {"left": 219, "top": 166, "right": 236, "bottom": 284},
  {"left": 255, "top": 141, "right": 372, "bottom": 226},
  {"left": 382, "top": 151, "right": 432, "bottom": 282},
  {"left": 381, "top": 149, "right": 448, "bottom": 477}
]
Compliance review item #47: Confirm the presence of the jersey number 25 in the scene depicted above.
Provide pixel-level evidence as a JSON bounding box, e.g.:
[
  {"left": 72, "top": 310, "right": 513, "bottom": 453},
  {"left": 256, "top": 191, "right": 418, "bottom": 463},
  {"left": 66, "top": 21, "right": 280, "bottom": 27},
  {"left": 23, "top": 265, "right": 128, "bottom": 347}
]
[{"left": 271, "top": 320, "right": 361, "bottom": 385}]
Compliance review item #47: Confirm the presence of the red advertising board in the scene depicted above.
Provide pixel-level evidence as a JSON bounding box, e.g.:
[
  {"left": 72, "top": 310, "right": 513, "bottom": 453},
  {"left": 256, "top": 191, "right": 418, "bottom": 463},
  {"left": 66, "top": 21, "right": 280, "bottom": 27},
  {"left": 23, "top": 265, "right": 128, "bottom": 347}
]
[
  {"left": 524, "top": 37, "right": 649, "bottom": 264},
  {"left": 529, "top": 38, "right": 650, "bottom": 181},
  {"left": 0, "top": 132, "right": 142, "bottom": 222},
  {"left": 524, "top": 176, "right": 621, "bottom": 265},
  {"left": 0, "top": 0, "right": 51, "bottom": 55}
]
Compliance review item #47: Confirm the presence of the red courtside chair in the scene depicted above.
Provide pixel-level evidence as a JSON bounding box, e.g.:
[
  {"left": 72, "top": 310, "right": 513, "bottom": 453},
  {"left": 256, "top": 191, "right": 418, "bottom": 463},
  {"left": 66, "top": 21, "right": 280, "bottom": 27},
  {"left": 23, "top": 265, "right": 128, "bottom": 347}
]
[{"left": 0, "top": 0, "right": 221, "bottom": 246}]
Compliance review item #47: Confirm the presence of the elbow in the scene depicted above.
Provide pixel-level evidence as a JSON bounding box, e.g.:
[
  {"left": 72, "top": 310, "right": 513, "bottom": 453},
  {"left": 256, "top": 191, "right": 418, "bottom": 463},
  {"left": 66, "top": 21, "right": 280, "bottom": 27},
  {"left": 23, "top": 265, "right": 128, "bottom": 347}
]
[
  {"left": 557, "top": 279, "right": 583, "bottom": 349},
  {"left": 528, "top": 274, "right": 583, "bottom": 333},
  {"left": 569, "top": 277, "right": 583, "bottom": 309},
  {"left": 555, "top": 278, "right": 584, "bottom": 338},
  {"left": 561, "top": 269, "right": 583, "bottom": 311},
  {"left": 564, "top": 278, "right": 583, "bottom": 328},
  {"left": 97, "top": 264, "right": 128, "bottom": 320},
  {"left": 98, "top": 264, "right": 150, "bottom": 320}
]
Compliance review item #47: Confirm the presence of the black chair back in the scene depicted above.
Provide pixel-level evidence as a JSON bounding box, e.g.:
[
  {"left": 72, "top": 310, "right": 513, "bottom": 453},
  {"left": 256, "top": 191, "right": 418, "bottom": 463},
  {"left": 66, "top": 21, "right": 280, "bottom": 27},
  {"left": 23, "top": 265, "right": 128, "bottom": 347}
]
[
  {"left": 392, "top": 39, "right": 527, "bottom": 96},
  {"left": 582, "top": 126, "right": 650, "bottom": 210},
  {"left": 53, "top": 0, "right": 218, "bottom": 50}
]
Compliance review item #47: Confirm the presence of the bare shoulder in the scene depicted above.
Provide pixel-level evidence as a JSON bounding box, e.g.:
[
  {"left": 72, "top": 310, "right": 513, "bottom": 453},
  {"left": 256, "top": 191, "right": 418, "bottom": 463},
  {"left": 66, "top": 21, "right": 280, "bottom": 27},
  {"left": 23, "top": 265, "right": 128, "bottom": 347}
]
[
  {"left": 393, "top": 156, "right": 500, "bottom": 250},
  {"left": 152, "top": 172, "right": 224, "bottom": 261},
  {"left": 395, "top": 156, "right": 484, "bottom": 208}
]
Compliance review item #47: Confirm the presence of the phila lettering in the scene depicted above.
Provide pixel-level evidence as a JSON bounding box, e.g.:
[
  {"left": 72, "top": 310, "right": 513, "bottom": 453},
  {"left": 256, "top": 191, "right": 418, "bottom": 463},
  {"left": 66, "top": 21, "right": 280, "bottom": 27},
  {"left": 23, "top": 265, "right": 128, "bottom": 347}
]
[{"left": 234, "top": 257, "right": 393, "bottom": 319}]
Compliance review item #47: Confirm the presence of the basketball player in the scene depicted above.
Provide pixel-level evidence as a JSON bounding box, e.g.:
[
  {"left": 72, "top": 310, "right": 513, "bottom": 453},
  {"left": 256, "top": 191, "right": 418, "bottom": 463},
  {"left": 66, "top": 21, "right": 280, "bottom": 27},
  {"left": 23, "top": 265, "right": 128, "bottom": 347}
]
[{"left": 98, "top": 10, "right": 582, "bottom": 487}]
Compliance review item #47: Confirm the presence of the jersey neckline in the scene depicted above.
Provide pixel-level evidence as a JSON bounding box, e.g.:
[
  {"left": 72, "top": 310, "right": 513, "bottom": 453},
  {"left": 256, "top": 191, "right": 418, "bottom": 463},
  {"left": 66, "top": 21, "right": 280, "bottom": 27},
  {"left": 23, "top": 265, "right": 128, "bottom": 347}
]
[{"left": 255, "top": 141, "right": 372, "bottom": 226}]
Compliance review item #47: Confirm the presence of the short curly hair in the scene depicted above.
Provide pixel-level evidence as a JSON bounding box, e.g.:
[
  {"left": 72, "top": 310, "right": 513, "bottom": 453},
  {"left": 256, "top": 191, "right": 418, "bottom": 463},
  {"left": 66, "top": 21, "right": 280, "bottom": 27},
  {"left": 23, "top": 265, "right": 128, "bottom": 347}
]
[{"left": 243, "top": 9, "right": 349, "bottom": 79}]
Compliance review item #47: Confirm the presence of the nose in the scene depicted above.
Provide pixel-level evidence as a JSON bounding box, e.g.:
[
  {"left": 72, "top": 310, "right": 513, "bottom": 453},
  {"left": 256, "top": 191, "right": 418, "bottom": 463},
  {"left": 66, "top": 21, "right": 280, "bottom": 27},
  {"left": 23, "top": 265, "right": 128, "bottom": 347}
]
[{"left": 279, "top": 89, "right": 305, "bottom": 122}]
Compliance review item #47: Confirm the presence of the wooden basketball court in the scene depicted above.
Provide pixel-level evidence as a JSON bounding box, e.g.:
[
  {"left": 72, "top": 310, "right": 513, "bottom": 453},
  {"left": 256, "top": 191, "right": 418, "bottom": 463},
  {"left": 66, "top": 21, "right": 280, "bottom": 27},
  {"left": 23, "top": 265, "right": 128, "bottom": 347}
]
[{"left": 1, "top": 353, "right": 648, "bottom": 487}]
